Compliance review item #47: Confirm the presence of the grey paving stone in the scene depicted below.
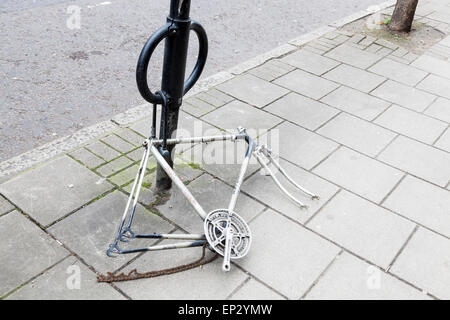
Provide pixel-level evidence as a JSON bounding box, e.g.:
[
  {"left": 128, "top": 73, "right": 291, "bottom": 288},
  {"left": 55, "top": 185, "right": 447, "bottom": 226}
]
[
  {"left": 0, "top": 195, "right": 14, "bottom": 215},
  {"left": 369, "top": 58, "right": 428, "bottom": 86},
  {"left": 274, "top": 69, "right": 339, "bottom": 100},
  {"left": 125, "top": 147, "right": 144, "bottom": 162},
  {"left": 320, "top": 86, "right": 390, "bottom": 121},
  {"left": 201, "top": 100, "right": 282, "bottom": 137},
  {"left": 308, "top": 191, "right": 415, "bottom": 268},
  {"left": 313, "top": 147, "right": 403, "bottom": 203},
  {"left": 275, "top": 122, "right": 339, "bottom": 170},
  {"left": 181, "top": 140, "right": 260, "bottom": 185},
  {"left": 375, "top": 39, "right": 398, "bottom": 50},
  {"left": 424, "top": 97, "right": 450, "bottom": 123},
  {"left": 264, "top": 92, "right": 339, "bottom": 131},
  {"left": 85, "top": 141, "right": 121, "bottom": 161},
  {"left": 116, "top": 241, "right": 247, "bottom": 300},
  {"left": 129, "top": 116, "right": 153, "bottom": 138},
  {"left": 123, "top": 184, "right": 156, "bottom": 207},
  {"left": 69, "top": 147, "right": 105, "bottom": 169},
  {"left": 305, "top": 252, "right": 428, "bottom": 300},
  {"left": 325, "top": 44, "right": 382, "bottom": 69},
  {"left": 371, "top": 80, "right": 436, "bottom": 112},
  {"left": 96, "top": 156, "right": 134, "bottom": 177},
  {"left": 183, "top": 96, "right": 216, "bottom": 117},
  {"left": 48, "top": 191, "right": 174, "bottom": 273},
  {"left": 7, "top": 256, "right": 124, "bottom": 300},
  {"left": 229, "top": 278, "right": 285, "bottom": 300},
  {"left": 435, "top": 128, "right": 450, "bottom": 152},
  {"left": 115, "top": 128, "right": 145, "bottom": 146},
  {"left": 237, "top": 209, "right": 339, "bottom": 299},
  {"left": 412, "top": 54, "right": 450, "bottom": 80},
  {"left": 216, "top": 74, "right": 288, "bottom": 108},
  {"left": 156, "top": 173, "right": 265, "bottom": 233},
  {"left": 417, "top": 74, "right": 450, "bottom": 100},
  {"left": 206, "top": 88, "right": 234, "bottom": 105},
  {"left": 101, "top": 134, "right": 135, "bottom": 154},
  {"left": 317, "top": 113, "right": 396, "bottom": 157},
  {"left": 390, "top": 228, "right": 450, "bottom": 299},
  {"left": 108, "top": 164, "right": 142, "bottom": 186},
  {"left": 280, "top": 49, "right": 340, "bottom": 75},
  {"left": 0, "top": 211, "right": 68, "bottom": 297},
  {"left": 323, "top": 64, "right": 386, "bottom": 93},
  {"left": 440, "top": 36, "right": 450, "bottom": 48},
  {"left": 378, "top": 136, "right": 450, "bottom": 187},
  {"left": 242, "top": 159, "right": 339, "bottom": 223},
  {"left": 0, "top": 156, "right": 113, "bottom": 226},
  {"left": 383, "top": 175, "right": 450, "bottom": 238},
  {"left": 248, "top": 60, "right": 295, "bottom": 81},
  {"left": 374, "top": 105, "right": 447, "bottom": 144},
  {"left": 195, "top": 90, "right": 231, "bottom": 107}
]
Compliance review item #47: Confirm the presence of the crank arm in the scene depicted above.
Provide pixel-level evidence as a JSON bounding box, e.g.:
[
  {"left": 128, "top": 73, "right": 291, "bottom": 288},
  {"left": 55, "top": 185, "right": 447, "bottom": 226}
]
[{"left": 222, "top": 227, "right": 233, "bottom": 272}]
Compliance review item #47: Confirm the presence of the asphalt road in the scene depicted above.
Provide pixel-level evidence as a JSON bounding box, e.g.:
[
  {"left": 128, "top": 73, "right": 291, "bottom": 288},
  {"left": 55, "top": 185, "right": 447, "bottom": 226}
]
[{"left": 0, "top": 0, "right": 386, "bottom": 162}]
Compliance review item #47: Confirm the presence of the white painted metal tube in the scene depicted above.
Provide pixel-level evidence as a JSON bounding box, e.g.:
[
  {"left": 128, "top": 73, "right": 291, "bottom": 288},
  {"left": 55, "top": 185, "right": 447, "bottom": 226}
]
[{"left": 150, "top": 144, "right": 208, "bottom": 219}]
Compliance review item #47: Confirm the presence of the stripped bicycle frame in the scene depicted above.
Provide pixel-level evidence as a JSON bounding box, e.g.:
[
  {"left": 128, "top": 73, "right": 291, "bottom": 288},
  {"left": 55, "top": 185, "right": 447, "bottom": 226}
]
[{"left": 107, "top": 0, "right": 319, "bottom": 272}]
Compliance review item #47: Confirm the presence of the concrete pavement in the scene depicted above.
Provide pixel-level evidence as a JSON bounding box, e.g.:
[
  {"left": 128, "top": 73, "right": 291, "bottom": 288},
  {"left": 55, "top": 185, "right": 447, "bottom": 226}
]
[{"left": 1, "top": 0, "right": 450, "bottom": 300}]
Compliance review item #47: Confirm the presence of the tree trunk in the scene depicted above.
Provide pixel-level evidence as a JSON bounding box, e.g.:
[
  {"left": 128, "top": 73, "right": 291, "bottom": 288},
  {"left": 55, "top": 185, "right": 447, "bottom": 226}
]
[{"left": 389, "top": 0, "right": 419, "bottom": 32}]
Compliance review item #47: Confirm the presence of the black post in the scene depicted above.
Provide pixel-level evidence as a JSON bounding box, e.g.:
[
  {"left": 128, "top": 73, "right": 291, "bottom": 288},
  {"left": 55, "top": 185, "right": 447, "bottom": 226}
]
[
  {"left": 156, "top": 0, "right": 192, "bottom": 190},
  {"left": 136, "top": 0, "right": 208, "bottom": 191}
]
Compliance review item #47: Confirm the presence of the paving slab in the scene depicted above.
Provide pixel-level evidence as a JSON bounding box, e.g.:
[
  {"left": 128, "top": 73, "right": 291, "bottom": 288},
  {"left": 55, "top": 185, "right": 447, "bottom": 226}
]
[
  {"left": 85, "top": 141, "right": 121, "bottom": 161},
  {"left": 237, "top": 209, "right": 339, "bottom": 299},
  {"left": 313, "top": 147, "right": 403, "bottom": 203},
  {"left": 116, "top": 241, "right": 247, "bottom": 300},
  {"left": 378, "top": 136, "right": 450, "bottom": 187},
  {"left": 371, "top": 80, "right": 436, "bottom": 112},
  {"left": 69, "top": 147, "right": 105, "bottom": 169},
  {"left": 247, "top": 60, "right": 295, "bottom": 81},
  {"left": 183, "top": 96, "right": 216, "bottom": 117},
  {"left": 0, "top": 156, "right": 113, "bottom": 226},
  {"left": 228, "top": 278, "right": 285, "bottom": 300},
  {"left": 424, "top": 97, "right": 450, "bottom": 123},
  {"left": 242, "top": 159, "right": 339, "bottom": 224},
  {"left": 0, "top": 211, "right": 68, "bottom": 297},
  {"left": 383, "top": 175, "right": 450, "bottom": 238},
  {"left": 374, "top": 105, "right": 447, "bottom": 144},
  {"left": 96, "top": 156, "right": 134, "bottom": 177},
  {"left": 216, "top": 74, "right": 288, "bottom": 108},
  {"left": 274, "top": 69, "right": 339, "bottom": 100},
  {"left": 320, "top": 86, "right": 390, "bottom": 121},
  {"left": 201, "top": 100, "right": 282, "bottom": 137},
  {"left": 275, "top": 122, "right": 338, "bottom": 170},
  {"left": 7, "top": 256, "right": 124, "bottom": 300},
  {"left": 181, "top": 140, "right": 260, "bottom": 185},
  {"left": 369, "top": 58, "right": 428, "bottom": 86},
  {"left": 155, "top": 174, "right": 265, "bottom": 234},
  {"left": 115, "top": 128, "right": 146, "bottom": 146},
  {"left": 305, "top": 252, "right": 428, "bottom": 300},
  {"left": 195, "top": 89, "right": 233, "bottom": 108},
  {"left": 417, "top": 74, "right": 450, "bottom": 100},
  {"left": 390, "top": 228, "right": 450, "bottom": 299},
  {"left": 264, "top": 92, "right": 339, "bottom": 131},
  {"left": 101, "top": 134, "right": 135, "bottom": 154},
  {"left": 324, "top": 44, "right": 382, "bottom": 69},
  {"left": 308, "top": 191, "right": 415, "bottom": 268},
  {"left": 412, "top": 54, "right": 450, "bottom": 80},
  {"left": 323, "top": 64, "right": 386, "bottom": 93},
  {"left": 280, "top": 49, "right": 340, "bottom": 75},
  {"left": 0, "top": 195, "right": 14, "bottom": 215},
  {"left": 317, "top": 113, "right": 396, "bottom": 157},
  {"left": 48, "top": 191, "right": 174, "bottom": 273},
  {"left": 435, "top": 128, "right": 450, "bottom": 152}
]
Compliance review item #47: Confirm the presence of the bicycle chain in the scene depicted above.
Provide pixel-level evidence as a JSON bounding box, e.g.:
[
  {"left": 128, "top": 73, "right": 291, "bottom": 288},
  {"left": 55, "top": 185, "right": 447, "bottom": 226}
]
[{"left": 97, "top": 244, "right": 219, "bottom": 283}]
